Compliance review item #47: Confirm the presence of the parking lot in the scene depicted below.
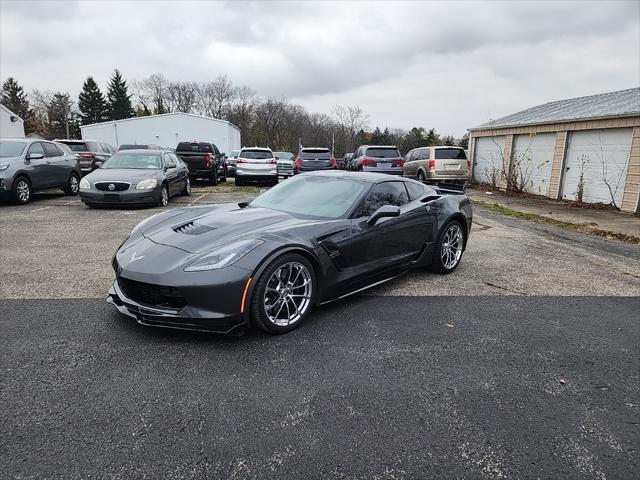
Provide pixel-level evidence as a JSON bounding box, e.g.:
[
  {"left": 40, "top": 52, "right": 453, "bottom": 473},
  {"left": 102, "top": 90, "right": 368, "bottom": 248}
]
[{"left": 1, "top": 182, "right": 639, "bottom": 479}]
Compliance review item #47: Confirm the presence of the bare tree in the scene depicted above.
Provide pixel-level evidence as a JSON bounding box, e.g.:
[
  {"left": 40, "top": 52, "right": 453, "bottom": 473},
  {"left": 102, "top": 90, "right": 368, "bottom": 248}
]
[
  {"left": 138, "top": 73, "right": 170, "bottom": 114},
  {"left": 226, "top": 85, "right": 256, "bottom": 146},
  {"left": 332, "top": 105, "right": 369, "bottom": 152},
  {"left": 198, "top": 74, "right": 235, "bottom": 119},
  {"left": 167, "top": 81, "right": 198, "bottom": 113}
]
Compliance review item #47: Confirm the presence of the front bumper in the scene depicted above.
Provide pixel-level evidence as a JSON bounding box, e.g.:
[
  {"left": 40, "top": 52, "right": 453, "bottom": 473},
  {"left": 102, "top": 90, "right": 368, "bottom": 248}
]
[
  {"left": 80, "top": 188, "right": 160, "bottom": 206},
  {"left": 107, "top": 280, "right": 247, "bottom": 334}
]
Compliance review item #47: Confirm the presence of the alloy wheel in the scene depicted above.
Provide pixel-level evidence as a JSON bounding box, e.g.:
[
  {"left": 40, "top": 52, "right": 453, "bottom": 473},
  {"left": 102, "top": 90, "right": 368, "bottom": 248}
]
[
  {"left": 70, "top": 176, "right": 79, "bottom": 194},
  {"left": 160, "top": 186, "right": 168, "bottom": 206},
  {"left": 441, "top": 224, "right": 463, "bottom": 269},
  {"left": 418, "top": 171, "right": 425, "bottom": 182},
  {"left": 263, "top": 262, "right": 312, "bottom": 326},
  {"left": 16, "top": 179, "right": 30, "bottom": 203},
  {"left": 186, "top": 177, "right": 191, "bottom": 195}
]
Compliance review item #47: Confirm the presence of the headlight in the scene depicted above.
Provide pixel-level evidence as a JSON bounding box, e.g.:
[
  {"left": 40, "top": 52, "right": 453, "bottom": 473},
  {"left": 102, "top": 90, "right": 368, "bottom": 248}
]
[
  {"left": 0, "top": 164, "right": 9, "bottom": 171},
  {"left": 136, "top": 179, "right": 158, "bottom": 190},
  {"left": 79, "top": 178, "right": 90, "bottom": 189},
  {"left": 184, "top": 239, "right": 263, "bottom": 272}
]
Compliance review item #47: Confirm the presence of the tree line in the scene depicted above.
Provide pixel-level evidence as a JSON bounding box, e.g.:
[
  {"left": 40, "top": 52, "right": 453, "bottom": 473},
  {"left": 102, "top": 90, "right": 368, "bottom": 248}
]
[{"left": 1, "top": 71, "right": 468, "bottom": 155}]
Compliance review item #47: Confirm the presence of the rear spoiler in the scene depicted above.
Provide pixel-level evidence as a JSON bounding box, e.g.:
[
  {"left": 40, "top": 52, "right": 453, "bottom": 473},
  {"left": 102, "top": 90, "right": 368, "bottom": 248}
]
[{"left": 431, "top": 183, "right": 466, "bottom": 195}]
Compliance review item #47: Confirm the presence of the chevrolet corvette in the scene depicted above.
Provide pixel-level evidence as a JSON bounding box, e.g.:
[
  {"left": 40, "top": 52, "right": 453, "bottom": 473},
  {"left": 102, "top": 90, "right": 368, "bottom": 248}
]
[{"left": 108, "top": 171, "right": 472, "bottom": 334}]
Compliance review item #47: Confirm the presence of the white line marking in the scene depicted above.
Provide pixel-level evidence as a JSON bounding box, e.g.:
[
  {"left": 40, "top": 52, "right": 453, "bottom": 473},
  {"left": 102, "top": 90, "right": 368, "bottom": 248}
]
[
  {"left": 30, "top": 206, "right": 52, "bottom": 213},
  {"left": 189, "top": 193, "right": 207, "bottom": 206}
]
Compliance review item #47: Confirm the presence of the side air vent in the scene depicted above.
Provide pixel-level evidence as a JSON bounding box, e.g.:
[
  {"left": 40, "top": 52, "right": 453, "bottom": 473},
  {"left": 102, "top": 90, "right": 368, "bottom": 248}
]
[{"left": 173, "top": 221, "right": 217, "bottom": 235}]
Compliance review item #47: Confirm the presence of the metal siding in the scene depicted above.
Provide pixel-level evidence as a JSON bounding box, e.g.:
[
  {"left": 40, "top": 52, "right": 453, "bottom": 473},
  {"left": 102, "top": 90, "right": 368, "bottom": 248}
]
[
  {"left": 561, "top": 128, "right": 633, "bottom": 206},
  {"left": 512, "top": 133, "right": 555, "bottom": 196},
  {"left": 473, "top": 136, "right": 505, "bottom": 185},
  {"left": 0, "top": 106, "right": 25, "bottom": 138}
]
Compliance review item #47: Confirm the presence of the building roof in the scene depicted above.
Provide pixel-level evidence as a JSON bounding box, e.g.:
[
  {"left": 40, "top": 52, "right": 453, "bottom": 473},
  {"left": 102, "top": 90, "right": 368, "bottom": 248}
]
[
  {"left": 470, "top": 88, "right": 640, "bottom": 131},
  {"left": 80, "top": 112, "right": 240, "bottom": 133},
  {"left": 0, "top": 103, "right": 24, "bottom": 122}
]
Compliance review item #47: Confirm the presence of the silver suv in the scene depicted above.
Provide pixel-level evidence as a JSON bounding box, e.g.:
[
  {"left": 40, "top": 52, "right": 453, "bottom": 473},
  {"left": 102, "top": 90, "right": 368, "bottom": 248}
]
[
  {"left": 0, "top": 138, "right": 82, "bottom": 204},
  {"left": 403, "top": 146, "right": 470, "bottom": 184},
  {"left": 235, "top": 147, "right": 278, "bottom": 186}
]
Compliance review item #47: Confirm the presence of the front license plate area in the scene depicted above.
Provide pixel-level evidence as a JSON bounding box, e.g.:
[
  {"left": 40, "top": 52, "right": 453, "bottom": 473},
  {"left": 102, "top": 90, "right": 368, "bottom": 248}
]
[{"left": 104, "top": 193, "right": 120, "bottom": 202}]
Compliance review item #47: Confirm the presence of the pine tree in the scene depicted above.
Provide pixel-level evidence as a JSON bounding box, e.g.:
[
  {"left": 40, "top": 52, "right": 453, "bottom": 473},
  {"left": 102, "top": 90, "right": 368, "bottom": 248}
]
[
  {"left": 78, "top": 76, "right": 107, "bottom": 125},
  {"left": 106, "top": 69, "right": 133, "bottom": 120},
  {"left": 1, "top": 77, "right": 34, "bottom": 132},
  {"left": 47, "top": 92, "right": 78, "bottom": 139}
]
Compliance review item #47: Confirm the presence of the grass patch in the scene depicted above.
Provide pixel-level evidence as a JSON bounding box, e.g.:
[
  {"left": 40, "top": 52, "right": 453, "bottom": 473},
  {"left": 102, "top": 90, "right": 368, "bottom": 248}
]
[
  {"left": 192, "top": 184, "right": 262, "bottom": 194},
  {"left": 475, "top": 200, "right": 640, "bottom": 244}
]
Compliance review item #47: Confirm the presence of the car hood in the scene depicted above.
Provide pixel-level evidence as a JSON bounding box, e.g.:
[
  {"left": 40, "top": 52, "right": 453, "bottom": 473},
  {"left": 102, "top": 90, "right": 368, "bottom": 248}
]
[
  {"left": 141, "top": 204, "right": 331, "bottom": 254},
  {"left": 0, "top": 156, "right": 20, "bottom": 166},
  {"left": 85, "top": 168, "right": 163, "bottom": 183}
]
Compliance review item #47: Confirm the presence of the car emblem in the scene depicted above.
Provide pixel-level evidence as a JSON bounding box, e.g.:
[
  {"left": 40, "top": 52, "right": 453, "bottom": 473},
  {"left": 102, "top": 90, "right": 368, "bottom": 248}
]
[
  {"left": 128, "top": 252, "right": 145, "bottom": 264},
  {"left": 108, "top": 183, "right": 115, "bottom": 191}
]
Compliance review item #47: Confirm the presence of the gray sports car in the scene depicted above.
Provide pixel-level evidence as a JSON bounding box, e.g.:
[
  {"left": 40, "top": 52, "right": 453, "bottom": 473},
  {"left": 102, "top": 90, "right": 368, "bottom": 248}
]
[{"left": 108, "top": 171, "right": 473, "bottom": 334}]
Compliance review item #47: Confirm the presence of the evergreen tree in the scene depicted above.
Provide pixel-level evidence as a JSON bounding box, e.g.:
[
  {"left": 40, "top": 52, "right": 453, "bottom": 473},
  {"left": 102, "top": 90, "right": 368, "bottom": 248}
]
[
  {"left": 78, "top": 76, "right": 107, "bottom": 125},
  {"left": 1, "top": 77, "right": 34, "bottom": 133},
  {"left": 47, "top": 92, "right": 79, "bottom": 139},
  {"left": 106, "top": 69, "right": 133, "bottom": 120}
]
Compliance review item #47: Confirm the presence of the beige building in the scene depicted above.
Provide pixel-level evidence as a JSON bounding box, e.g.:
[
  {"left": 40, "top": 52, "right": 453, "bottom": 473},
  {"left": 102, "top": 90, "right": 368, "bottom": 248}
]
[{"left": 468, "top": 88, "right": 640, "bottom": 213}]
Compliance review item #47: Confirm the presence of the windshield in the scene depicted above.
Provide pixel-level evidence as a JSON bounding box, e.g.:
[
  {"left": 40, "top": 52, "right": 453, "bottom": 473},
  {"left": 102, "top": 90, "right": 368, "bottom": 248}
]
[
  {"left": 251, "top": 175, "right": 367, "bottom": 219},
  {"left": 240, "top": 150, "right": 273, "bottom": 159},
  {"left": 102, "top": 154, "right": 162, "bottom": 170},
  {"left": 366, "top": 148, "right": 401, "bottom": 158},
  {"left": 63, "top": 141, "right": 98, "bottom": 152},
  {"left": 229, "top": 150, "right": 240, "bottom": 158},
  {"left": 0, "top": 141, "right": 27, "bottom": 158},
  {"left": 435, "top": 148, "right": 467, "bottom": 160},
  {"left": 274, "top": 152, "right": 293, "bottom": 160}
]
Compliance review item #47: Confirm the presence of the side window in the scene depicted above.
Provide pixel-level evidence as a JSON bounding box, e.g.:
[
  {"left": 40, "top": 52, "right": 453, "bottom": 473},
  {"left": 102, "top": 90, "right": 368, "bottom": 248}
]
[
  {"left": 43, "top": 142, "right": 61, "bottom": 157},
  {"left": 405, "top": 150, "right": 414, "bottom": 161},
  {"left": 360, "top": 182, "right": 410, "bottom": 217},
  {"left": 165, "top": 154, "right": 177, "bottom": 167},
  {"left": 405, "top": 181, "right": 427, "bottom": 200},
  {"left": 213, "top": 145, "right": 220, "bottom": 156},
  {"left": 424, "top": 148, "right": 431, "bottom": 160},
  {"left": 27, "top": 142, "right": 45, "bottom": 157},
  {"left": 170, "top": 153, "right": 181, "bottom": 165}
]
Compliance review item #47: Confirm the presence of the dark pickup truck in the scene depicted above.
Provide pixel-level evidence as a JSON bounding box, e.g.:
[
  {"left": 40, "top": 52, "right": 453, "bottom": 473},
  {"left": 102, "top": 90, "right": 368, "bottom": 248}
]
[{"left": 175, "top": 141, "right": 227, "bottom": 185}]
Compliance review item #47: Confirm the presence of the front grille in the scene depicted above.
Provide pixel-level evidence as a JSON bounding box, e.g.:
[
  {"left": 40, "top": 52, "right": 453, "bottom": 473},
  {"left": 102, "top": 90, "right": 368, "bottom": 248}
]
[
  {"left": 117, "top": 277, "right": 187, "bottom": 309},
  {"left": 95, "top": 182, "right": 130, "bottom": 192},
  {"left": 173, "top": 221, "right": 217, "bottom": 235}
]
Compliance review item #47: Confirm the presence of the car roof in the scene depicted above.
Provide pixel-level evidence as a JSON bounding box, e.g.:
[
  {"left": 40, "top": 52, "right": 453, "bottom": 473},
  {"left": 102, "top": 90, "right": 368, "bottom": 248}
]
[
  {"left": 300, "top": 147, "right": 330, "bottom": 150},
  {"left": 302, "top": 170, "right": 419, "bottom": 184},
  {"left": 241, "top": 147, "right": 272, "bottom": 151},
  {"left": 116, "top": 149, "right": 165, "bottom": 154},
  {"left": 359, "top": 145, "right": 399, "bottom": 149}
]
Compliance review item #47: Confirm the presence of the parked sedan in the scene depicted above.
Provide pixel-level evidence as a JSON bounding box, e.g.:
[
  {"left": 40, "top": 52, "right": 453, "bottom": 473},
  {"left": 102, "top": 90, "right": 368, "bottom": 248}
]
[
  {"left": 403, "top": 146, "right": 470, "bottom": 184},
  {"left": 0, "top": 138, "right": 82, "bottom": 204},
  {"left": 108, "top": 171, "right": 472, "bottom": 335},
  {"left": 235, "top": 147, "right": 278, "bottom": 186},
  {"left": 79, "top": 149, "right": 190, "bottom": 208},
  {"left": 352, "top": 145, "right": 404, "bottom": 175}
]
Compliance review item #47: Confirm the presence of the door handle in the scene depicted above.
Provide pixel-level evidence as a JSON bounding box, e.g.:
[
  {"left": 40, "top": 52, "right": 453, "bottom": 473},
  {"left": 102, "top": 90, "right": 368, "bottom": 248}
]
[{"left": 46, "top": 161, "right": 51, "bottom": 164}]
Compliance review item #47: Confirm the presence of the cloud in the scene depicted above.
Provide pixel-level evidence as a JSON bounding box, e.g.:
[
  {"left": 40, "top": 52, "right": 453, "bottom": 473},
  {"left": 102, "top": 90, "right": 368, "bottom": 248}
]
[{"left": 1, "top": 0, "right": 638, "bottom": 135}]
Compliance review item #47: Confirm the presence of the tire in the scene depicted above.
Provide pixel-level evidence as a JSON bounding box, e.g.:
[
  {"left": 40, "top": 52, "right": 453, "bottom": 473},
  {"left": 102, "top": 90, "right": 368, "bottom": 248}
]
[
  {"left": 12, "top": 176, "right": 31, "bottom": 205},
  {"left": 220, "top": 167, "right": 227, "bottom": 182},
  {"left": 417, "top": 170, "right": 425, "bottom": 183},
  {"left": 181, "top": 176, "right": 192, "bottom": 196},
  {"left": 63, "top": 173, "right": 80, "bottom": 196},
  {"left": 250, "top": 253, "right": 316, "bottom": 334},
  {"left": 209, "top": 170, "right": 218, "bottom": 186},
  {"left": 158, "top": 184, "right": 169, "bottom": 207},
  {"left": 235, "top": 176, "right": 244, "bottom": 187},
  {"left": 429, "top": 220, "right": 466, "bottom": 274}
]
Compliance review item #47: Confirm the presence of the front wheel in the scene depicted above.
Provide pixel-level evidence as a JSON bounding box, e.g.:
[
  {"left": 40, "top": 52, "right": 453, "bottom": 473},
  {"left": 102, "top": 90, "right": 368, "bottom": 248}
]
[
  {"left": 158, "top": 184, "right": 169, "bottom": 207},
  {"left": 13, "top": 176, "right": 31, "bottom": 205},
  {"left": 63, "top": 173, "right": 80, "bottom": 196},
  {"left": 429, "top": 220, "right": 466, "bottom": 274},
  {"left": 250, "top": 253, "right": 316, "bottom": 334}
]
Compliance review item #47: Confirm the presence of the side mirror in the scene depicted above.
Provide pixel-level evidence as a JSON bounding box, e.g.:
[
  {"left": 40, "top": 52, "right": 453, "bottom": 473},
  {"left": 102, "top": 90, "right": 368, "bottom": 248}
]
[
  {"left": 27, "top": 153, "right": 44, "bottom": 160},
  {"left": 220, "top": 152, "right": 226, "bottom": 157},
  {"left": 274, "top": 156, "right": 279, "bottom": 160},
  {"left": 367, "top": 205, "right": 400, "bottom": 226}
]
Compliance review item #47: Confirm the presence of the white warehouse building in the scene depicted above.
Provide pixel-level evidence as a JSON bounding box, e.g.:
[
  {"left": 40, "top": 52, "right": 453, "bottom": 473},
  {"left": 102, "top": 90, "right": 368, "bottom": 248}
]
[
  {"left": 80, "top": 112, "right": 241, "bottom": 154},
  {"left": 0, "top": 103, "right": 25, "bottom": 138}
]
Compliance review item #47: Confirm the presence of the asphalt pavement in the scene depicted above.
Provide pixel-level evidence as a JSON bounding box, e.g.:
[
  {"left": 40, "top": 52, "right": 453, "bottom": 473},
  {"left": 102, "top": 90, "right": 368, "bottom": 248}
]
[{"left": 1, "top": 296, "right": 638, "bottom": 479}]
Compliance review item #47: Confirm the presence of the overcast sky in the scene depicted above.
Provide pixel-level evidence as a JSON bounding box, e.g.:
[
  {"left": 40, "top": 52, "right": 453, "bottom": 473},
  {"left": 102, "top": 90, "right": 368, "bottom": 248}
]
[{"left": 1, "top": 0, "right": 638, "bottom": 136}]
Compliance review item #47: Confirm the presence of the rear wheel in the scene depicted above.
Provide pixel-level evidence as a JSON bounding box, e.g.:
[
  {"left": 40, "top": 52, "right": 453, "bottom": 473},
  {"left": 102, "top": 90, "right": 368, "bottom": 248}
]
[
  {"left": 235, "top": 176, "right": 244, "bottom": 187},
  {"left": 250, "top": 253, "right": 316, "bottom": 334},
  {"left": 13, "top": 176, "right": 31, "bottom": 205},
  {"left": 181, "top": 177, "right": 191, "bottom": 196},
  {"left": 220, "top": 166, "right": 227, "bottom": 182},
  {"left": 209, "top": 170, "right": 218, "bottom": 186},
  {"left": 430, "top": 220, "right": 466, "bottom": 274},
  {"left": 417, "top": 170, "right": 425, "bottom": 183},
  {"left": 63, "top": 173, "right": 80, "bottom": 195}
]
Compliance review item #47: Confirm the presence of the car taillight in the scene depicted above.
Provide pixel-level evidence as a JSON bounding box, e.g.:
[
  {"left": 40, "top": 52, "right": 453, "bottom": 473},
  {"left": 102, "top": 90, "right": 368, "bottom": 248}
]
[
  {"left": 361, "top": 158, "right": 376, "bottom": 166},
  {"left": 79, "top": 153, "right": 95, "bottom": 159},
  {"left": 467, "top": 159, "right": 471, "bottom": 170},
  {"left": 392, "top": 159, "right": 404, "bottom": 167},
  {"left": 267, "top": 159, "right": 277, "bottom": 164},
  {"left": 428, "top": 159, "right": 436, "bottom": 170},
  {"left": 203, "top": 153, "right": 213, "bottom": 167},
  {"left": 236, "top": 158, "right": 246, "bottom": 164},
  {"left": 331, "top": 158, "right": 337, "bottom": 168},
  {"left": 295, "top": 158, "right": 302, "bottom": 168}
]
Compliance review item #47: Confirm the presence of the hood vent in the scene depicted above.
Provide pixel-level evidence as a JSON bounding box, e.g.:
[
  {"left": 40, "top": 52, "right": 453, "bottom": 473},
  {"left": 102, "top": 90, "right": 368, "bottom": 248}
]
[{"left": 173, "top": 221, "right": 217, "bottom": 235}]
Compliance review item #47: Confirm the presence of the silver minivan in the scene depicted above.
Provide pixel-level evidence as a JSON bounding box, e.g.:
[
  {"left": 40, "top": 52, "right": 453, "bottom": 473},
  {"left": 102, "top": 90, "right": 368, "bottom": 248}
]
[
  {"left": 403, "top": 146, "right": 470, "bottom": 184},
  {"left": 235, "top": 147, "right": 278, "bottom": 186}
]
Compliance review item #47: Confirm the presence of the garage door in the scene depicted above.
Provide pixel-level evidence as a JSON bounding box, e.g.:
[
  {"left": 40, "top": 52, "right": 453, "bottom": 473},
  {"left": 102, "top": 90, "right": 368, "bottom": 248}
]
[
  {"left": 473, "top": 136, "right": 505, "bottom": 185},
  {"left": 561, "top": 128, "right": 632, "bottom": 207},
  {"left": 512, "top": 133, "right": 555, "bottom": 196}
]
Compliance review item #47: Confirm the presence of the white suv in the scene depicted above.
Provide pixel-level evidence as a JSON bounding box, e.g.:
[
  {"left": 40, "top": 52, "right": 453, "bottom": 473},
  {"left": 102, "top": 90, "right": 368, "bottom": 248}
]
[{"left": 235, "top": 147, "right": 278, "bottom": 186}]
